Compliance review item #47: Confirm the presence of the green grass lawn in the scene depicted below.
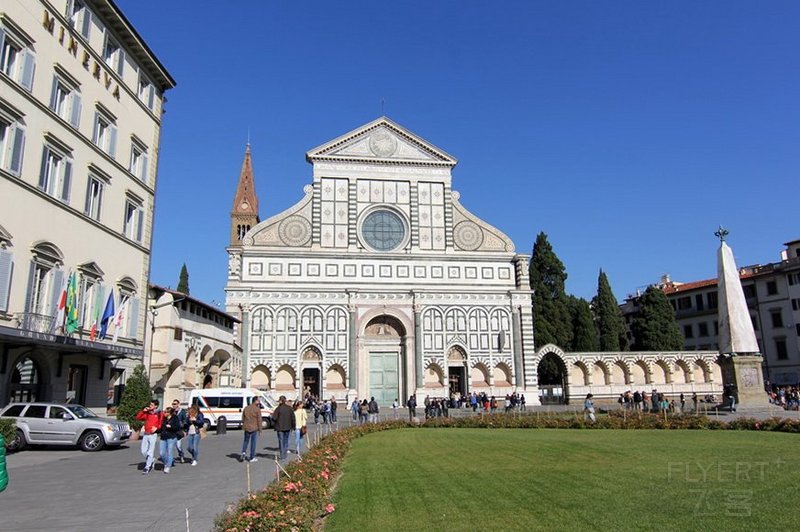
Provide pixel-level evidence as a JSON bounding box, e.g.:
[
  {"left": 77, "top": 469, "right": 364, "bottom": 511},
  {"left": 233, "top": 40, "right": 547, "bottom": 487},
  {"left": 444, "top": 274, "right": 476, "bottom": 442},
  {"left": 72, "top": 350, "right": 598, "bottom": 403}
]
[{"left": 326, "top": 429, "right": 798, "bottom": 531}]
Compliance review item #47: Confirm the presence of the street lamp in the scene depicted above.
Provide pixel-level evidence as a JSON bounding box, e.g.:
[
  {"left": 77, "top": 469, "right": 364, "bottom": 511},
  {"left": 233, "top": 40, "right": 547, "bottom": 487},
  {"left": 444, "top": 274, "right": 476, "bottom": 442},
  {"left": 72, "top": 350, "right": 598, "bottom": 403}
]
[{"left": 146, "top": 296, "right": 186, "bottom": 378}]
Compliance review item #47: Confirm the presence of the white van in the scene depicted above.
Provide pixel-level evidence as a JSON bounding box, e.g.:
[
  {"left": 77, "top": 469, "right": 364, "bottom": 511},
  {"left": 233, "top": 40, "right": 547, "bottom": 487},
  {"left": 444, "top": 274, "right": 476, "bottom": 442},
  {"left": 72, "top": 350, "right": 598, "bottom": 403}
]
[{"left": 188, "top": 388, "right": 277, "bottom": 429}]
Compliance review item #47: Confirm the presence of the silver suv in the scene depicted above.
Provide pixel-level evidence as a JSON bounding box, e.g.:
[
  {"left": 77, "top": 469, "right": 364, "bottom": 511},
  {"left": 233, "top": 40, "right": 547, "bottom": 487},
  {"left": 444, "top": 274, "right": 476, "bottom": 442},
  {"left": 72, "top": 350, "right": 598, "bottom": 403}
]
[{"left": 0, "top": 402, "right": 131, "bottom": 452}]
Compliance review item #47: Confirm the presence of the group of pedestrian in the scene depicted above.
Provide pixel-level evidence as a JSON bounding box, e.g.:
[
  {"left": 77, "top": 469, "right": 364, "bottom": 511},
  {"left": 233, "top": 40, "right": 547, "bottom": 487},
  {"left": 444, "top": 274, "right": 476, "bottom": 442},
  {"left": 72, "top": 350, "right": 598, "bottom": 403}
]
[
  {"left": 349, "top": 397, "right": 380, "bottom": 423},
  {"left": 304, "top": 395, "right": 338, "bottom": 424},
  {"left": 615, "top": 390, "right": 700, "bottom": 413},
  {"left": 136, "top": 399, "right": 205, "bottom": 474},
  {"left": 768, "top": 385, "right": 800, "bottom": 410}
]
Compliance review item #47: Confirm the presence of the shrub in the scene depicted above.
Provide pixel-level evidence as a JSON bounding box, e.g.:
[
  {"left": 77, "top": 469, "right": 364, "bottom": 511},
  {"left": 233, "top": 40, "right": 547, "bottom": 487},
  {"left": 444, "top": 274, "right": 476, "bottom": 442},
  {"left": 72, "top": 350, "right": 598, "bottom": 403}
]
[
  {"left": 0, "top": 418, "right": 15, "bottom": 444},
  {"left": 116, "top": 364, "right": 153, "bottom": 431}
]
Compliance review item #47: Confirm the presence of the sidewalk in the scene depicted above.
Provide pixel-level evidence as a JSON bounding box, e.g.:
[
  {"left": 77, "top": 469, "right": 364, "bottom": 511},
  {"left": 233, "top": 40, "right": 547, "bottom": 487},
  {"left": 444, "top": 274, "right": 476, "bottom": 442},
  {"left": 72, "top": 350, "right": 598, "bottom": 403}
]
[{"left": 0, "top": 425, "right": 329, "bottom": 531}]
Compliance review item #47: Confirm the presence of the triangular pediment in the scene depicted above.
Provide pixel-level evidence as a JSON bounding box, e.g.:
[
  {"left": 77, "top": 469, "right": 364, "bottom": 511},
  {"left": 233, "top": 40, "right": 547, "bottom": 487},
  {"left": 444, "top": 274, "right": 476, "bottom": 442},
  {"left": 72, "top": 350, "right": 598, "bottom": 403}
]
[
  {"left": 306, "top": 117, "right": 457, "bottom": 167},
  {"left": 77, "top": 261, "right": 105, "bottom": 278}
]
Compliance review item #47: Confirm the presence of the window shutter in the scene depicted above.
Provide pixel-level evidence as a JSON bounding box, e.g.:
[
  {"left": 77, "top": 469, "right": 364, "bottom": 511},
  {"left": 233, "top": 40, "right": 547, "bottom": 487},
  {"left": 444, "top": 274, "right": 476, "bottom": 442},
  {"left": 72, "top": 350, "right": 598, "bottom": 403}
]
[
  {"left": 127, "top": 297, "right": 140, "bottom": 338},
  {"left": 20, "top": 49, "right": 36, "bottom": 92},
  {"left": 83, "top": 179, "right": 92, "bottom": 215},
  {"left": 81, "top": 10, "right": 92, "bottom": 39},
  {"left": 147, "top": 85, "right": 155, "bottom": 110},
  {"left": 39, "top": 147, "right": 50, "bottom": 190},
  {"left": 0, "top": 249, "right": 13, "bottom": 313},
  {"left": 69, "top": 92, "right": 82, "bottom": 127},
  {"left": 0, "top": 30, "right": 5, "bottom": 58},
  {"left": 92, "top": 113, "right": 99, "bottom": 144},
  {"left": 49, "top": 77, "right": 59, "bottom": 111},
  {"left": 8, "top": 124, "right": 25, "bottom": 176},
  {"left": 141, "top": 152, "right": 149, "bottom": 181},
  {"left": 24, "top": 261, "right": 36, "bottom": 313},
  {"left": 117, "top": 49, "right": 125, "bottom": 77},
  {"left": 109, "top": 124, "right": 117, "bottom": 158},
  {"left": 48, "top": 268, "right": 64, "bottom": 317},
  {"left": 136, "top": 208, "right": 144, "bottom": 242},
  {"left": 61, "top": 159, "right": 73, "bottom": 202}
]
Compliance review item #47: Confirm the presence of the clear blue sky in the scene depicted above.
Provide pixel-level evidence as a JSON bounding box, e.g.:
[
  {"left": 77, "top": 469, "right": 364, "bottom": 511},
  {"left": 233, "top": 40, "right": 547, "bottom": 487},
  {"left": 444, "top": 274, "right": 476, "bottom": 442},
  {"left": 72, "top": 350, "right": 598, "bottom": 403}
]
[{"left": 118, "top": 0, "right": 799, "bottom": 307}]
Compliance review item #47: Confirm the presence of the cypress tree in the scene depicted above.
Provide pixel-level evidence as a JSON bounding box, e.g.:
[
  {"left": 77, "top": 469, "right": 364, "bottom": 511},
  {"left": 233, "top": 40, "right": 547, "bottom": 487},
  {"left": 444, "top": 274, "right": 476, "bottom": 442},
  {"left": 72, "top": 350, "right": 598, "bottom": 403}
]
[
  {"left": 116, "top": 365, "right": 153, "bottom": 431},
  {"left": 630, "top": 285, "right": 684, "bottom": 351},
  {"left": 177, "top": 263, "right": 190, "bottom": 295},
  {"left": 529, "top": 232, "right": 572, "bottom": 349},
  {"left": 594, "top": 269, "right": 629, "bottom": 351},
  {"left": 569, "top": 296, "right": 599, "bottom": 351}
]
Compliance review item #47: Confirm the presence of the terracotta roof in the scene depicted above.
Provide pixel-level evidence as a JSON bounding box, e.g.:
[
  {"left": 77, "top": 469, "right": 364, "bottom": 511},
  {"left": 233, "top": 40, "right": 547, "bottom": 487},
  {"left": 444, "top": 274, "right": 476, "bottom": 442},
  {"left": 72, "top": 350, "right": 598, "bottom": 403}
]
[
  {"left": 661, "top": 271, "right": 758, "bottom": 295},
  {"left": 149, "top": 284, "right": 240, "bottom": 323}
]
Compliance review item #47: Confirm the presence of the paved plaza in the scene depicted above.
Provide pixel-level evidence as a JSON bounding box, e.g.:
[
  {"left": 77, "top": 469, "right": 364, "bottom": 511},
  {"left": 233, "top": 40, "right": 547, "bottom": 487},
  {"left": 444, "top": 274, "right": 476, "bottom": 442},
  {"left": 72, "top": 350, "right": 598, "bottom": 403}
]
[{"left": 0, "top": 423, "right": 336, "bottom": 532}]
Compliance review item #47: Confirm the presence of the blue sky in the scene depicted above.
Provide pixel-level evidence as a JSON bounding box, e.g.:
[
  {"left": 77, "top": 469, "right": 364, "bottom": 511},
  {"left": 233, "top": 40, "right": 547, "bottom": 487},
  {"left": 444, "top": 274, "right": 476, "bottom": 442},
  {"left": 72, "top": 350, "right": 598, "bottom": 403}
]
[{"left": 118, "top": 0, "right": 799, "bottom": 307}]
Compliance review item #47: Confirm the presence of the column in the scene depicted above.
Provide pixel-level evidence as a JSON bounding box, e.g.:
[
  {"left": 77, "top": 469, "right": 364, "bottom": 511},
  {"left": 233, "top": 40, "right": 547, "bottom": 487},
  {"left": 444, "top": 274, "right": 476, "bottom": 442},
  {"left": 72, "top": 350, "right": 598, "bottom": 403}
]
[
  {"left": 348, "top": 308, "right": 357, "bottom": 389},
  {"left": 414, "top": 303, "right": 423, "bottom": 388},
  {"left": 512, "top": 306, "right": 524, "bottom": 387},
  {"left": 240, "top": 305, "right": 250, "bottom": 387}
]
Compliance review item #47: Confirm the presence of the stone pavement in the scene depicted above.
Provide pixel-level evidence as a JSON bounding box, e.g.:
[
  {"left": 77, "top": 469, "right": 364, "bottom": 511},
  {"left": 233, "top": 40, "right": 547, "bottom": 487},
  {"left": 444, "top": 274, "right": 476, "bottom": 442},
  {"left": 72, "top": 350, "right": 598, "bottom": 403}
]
[{"left": 0, "top": 422, "right": 337, "bottom": 532}]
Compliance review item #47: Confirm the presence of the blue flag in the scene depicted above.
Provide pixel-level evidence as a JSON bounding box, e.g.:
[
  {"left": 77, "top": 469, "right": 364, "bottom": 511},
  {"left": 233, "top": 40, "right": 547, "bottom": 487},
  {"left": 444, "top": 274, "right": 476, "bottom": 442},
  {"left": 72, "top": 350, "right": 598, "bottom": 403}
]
[{"left": 99, "top": 289, "right": 115, "bottom": 339}]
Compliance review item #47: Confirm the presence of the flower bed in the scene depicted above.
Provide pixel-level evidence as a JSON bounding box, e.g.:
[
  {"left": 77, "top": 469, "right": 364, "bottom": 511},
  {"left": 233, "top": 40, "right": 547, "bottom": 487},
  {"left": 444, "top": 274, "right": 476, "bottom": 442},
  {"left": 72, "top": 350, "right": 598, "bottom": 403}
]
[{"left": 215, "top": 413, "right": 799, "bottom": 531}]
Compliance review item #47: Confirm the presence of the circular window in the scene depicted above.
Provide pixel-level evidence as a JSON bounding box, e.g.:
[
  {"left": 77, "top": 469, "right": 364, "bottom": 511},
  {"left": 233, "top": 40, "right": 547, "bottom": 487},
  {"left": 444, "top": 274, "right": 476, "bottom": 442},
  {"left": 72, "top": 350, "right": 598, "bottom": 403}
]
[{"left": 361, "top": 209, "right": 406, "bottom": 251}]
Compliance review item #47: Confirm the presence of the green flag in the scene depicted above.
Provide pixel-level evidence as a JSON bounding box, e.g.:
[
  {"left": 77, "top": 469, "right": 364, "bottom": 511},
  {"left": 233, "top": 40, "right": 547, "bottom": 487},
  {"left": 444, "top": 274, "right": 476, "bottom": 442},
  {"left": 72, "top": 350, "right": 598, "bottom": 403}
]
[{"left": 65, "top": 273, "right": 79, "bottom": 335}]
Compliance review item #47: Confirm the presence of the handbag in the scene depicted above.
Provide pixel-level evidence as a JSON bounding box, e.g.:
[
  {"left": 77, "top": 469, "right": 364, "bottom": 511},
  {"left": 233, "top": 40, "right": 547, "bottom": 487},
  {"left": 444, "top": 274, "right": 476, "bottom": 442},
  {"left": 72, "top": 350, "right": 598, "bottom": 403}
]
[
  {"left": 300, "top": 425, "right": 307, "bottom": 437},
  {"left": 199, "top": 426, "right": 207, "bottom": 439}
]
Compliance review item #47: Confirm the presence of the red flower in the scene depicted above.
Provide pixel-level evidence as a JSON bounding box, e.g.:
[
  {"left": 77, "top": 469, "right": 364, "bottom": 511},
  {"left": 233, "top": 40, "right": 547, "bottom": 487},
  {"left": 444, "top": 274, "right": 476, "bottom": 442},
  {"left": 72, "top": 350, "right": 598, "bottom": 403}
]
[{"left": 325, "top": 504, "right": 336, "bottom": 514}]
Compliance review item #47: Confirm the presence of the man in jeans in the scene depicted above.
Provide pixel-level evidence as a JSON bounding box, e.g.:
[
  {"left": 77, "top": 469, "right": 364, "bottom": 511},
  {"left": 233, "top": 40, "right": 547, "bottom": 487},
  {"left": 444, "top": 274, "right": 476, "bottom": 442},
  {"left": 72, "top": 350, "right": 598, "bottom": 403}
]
[
  {"left": 273, "top": 395, "right": 295, "bottom": 461},
  {"left": 171, "top": 399, "right": 187, "bottom": 463},
  {"left": 135, "top": 400, "right": 163, "bottom": 474},
  {"left": 240, "top": 398, "right": 261, "bottom": 462}
]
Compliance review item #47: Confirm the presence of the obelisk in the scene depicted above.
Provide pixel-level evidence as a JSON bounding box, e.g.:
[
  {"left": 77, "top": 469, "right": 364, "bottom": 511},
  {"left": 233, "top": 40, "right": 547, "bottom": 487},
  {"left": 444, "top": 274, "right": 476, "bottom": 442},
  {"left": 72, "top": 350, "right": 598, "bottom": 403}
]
[{"left": 716, "top": 226, "right": 769, "bottom": 410}]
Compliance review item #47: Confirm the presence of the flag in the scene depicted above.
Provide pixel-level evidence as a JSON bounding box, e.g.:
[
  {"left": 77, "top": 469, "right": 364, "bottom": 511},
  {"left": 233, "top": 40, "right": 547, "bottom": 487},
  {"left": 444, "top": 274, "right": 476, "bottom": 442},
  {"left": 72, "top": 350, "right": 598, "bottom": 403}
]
[
  {"left": 99, "top": 289, "right": 115, "bottom": 339},
  {"left": 51, "top": 272, "right": 69, "bottom": 334},
  {"left": 65, "top": 272, "right": 79, "bottom": 335},
  {"left": 89, "top": 285, "right": 104, "bottom": 341},
  {"left": 112, "top": 297, "right": 127, "bottom": 343}
]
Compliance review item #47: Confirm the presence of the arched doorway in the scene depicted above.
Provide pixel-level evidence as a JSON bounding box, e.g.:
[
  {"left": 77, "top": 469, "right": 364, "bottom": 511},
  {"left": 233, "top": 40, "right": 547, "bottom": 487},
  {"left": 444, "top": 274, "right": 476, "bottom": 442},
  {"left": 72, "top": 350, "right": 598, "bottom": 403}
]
[
  {"left": 364, "top": 315, "right": 405, "bottom": 406},
  {"left": 9, "top": 356, "right": 43, "bottom": 403},
  {"left": 447, "top": 346, "right": 468, "bottom": 398},
  {"left": 537, "top": 352, "right": 567, "bottom": 404},
  {"left": 301, "top": 347, "right": 322, "bottom": 398}
]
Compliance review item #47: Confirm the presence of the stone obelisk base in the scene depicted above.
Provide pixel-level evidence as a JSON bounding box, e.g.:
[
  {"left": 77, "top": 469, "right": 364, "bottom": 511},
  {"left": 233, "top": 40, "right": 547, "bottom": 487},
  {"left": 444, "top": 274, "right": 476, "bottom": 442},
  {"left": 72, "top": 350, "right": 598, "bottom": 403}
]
[{"left": 723, "top": 355, "right": 770, "bottom": 411}]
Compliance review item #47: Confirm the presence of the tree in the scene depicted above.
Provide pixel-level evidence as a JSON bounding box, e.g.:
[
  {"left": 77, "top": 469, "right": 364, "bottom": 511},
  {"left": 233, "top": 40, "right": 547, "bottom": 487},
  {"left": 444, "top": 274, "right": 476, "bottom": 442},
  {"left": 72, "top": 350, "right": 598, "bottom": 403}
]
[
  {"left": 593, "top": 269, "right": 629, "bottom": 351},
  {"left": 529, "top": 232, "right": 572, "bottom": 348},
  {"left": 177, "top": 263, "right": 190, "bottom": 295},
  {"left": 630, "top": 286, "right": 684, "bottom": 351},
  {"left": 116, "top": 364, "right": 152, "bottom": 431},
  {"left": 569, "top": 296, "right": 599, "bottom": 351}
]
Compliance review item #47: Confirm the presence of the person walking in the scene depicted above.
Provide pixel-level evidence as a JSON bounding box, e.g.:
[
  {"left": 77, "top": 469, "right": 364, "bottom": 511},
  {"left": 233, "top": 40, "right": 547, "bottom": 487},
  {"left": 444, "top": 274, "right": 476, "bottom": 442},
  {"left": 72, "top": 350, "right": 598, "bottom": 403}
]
[
  {"left": 293, "top": 400, "right": 308, "bottom": 456},
  {"left": 359, "top": 399, "right": 369, "bottom": 424},
  {"left": 392, "top": 398, "right": 399, "bottom": 419},
  {"left": 368, "top": 396, "right": 379, "bottom": 423},
  {"left": 351, "top": 398, "right": 359, "bottom": 421},
  {"left": 185, "top": 405, "right": 205, "bottom": 466},
  {"left": 330, "top": 397, "right": 338, "bottom": 423},
  {"left": 136, "top": 400, "right": 163, "bottom": 474},
  {"left": 240, "top": 398, "right": 262, "bottom": 463},
  {"left": 273, "top": 395, "right": 295, "bottom": 461},
  {"left": 158, "top": 407, "right": 182, "bottom": 474},
  {"left": 407, "top": 394, "right": 417, "bottom": 422},
  {"left": 171, "top": 399, "right": 187, "bottom": 464},
  {"left": 584, "top": 393, "right": 596, "bottom": 423}
]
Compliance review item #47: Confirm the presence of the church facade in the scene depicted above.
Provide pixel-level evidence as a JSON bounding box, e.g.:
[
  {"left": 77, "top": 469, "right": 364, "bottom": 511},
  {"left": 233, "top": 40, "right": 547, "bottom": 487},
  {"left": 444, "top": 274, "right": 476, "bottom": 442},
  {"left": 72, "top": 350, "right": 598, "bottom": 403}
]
[{"left": 225, "top": 118, "right": 539, "bottom": 405}]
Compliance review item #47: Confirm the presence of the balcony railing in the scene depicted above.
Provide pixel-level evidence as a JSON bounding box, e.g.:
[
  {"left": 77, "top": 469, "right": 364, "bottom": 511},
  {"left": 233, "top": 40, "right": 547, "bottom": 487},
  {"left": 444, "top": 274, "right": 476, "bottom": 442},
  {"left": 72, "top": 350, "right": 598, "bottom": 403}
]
[{"left": 18, "top": 312, "right": 56, "bottom": 334}]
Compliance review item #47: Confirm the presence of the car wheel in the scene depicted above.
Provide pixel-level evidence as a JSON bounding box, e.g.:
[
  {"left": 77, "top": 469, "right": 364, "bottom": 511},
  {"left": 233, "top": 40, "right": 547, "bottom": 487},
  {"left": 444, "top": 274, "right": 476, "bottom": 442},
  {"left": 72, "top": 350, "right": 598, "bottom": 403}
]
[
  {"left": 79, "top": 430, "right": 105, "bottom": 452},
  {"left": 203, "top": 419, "right": 211, "bottom": 431},
  {"left": 6, "top": 429, "right": 26, "bottom": 452}
]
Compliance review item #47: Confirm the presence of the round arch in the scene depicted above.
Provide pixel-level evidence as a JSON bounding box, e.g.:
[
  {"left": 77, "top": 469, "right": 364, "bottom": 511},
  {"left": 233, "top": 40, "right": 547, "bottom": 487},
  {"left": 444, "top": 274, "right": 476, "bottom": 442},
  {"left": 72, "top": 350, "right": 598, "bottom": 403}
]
[
  {"left": 251, "top": 364, "right": 272, "bottom": 390},
  {"left": 424, "top": 362, "right": 444, "bottom": 388}
]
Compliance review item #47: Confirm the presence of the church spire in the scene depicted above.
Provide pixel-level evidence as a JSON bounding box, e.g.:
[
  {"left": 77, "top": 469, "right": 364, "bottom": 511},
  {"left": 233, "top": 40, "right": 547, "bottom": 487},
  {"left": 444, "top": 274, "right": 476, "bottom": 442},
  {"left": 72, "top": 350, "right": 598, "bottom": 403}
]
[{"left": 230, "top": 144, "right": 260, "bottom": 246}]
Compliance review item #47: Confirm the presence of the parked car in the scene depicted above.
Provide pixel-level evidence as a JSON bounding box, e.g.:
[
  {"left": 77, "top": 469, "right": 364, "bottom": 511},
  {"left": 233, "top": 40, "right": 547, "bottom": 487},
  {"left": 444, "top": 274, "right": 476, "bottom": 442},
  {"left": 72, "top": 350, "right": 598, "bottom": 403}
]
[{"left": 0, "top": 403, "right": 131, "bottom": 452}]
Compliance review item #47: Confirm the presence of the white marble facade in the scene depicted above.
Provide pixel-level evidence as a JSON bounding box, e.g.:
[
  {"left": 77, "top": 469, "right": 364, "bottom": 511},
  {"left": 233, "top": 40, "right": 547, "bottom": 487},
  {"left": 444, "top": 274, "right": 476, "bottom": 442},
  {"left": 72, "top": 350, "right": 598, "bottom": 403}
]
[{"left": 225, "top": 118, "right": 538, "bottom": 405}]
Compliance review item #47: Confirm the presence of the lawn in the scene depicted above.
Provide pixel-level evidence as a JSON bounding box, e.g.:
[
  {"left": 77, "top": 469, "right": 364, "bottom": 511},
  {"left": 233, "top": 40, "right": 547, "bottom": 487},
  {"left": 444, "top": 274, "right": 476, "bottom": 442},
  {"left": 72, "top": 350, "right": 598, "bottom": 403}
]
[{"left": 326, "top": 429, "right": 798, "bottom": 531}]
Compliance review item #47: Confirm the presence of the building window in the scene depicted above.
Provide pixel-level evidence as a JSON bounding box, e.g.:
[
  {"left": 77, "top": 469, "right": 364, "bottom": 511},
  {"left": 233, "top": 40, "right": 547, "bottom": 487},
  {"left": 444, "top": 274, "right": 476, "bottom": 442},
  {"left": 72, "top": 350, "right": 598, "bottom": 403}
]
[
  {"left": 792, "top": 298, "right": 800, "bottom": 312},
  {"left": 84, "top": 175, "right": 104, "bottom": 221},
  {"left": 788, "top": 273, "right": 800, "bottom": 286},
  {"left": 706, "top": 291, "right": 718, "bottom": 309},
  {"left": 123, "top": 199, "right": 144, "bottom": 242},
  {"left": 766, "top": 280, "right": 778, "bottom": 296},
  {"left": 0, "top": 106, "right": 25, "bottom": 176},
  {"left": 24, "top": 243, "right": 64, "bottom": 330},
  {"left": 92, "top": 110, "right": 118, "bottom": 158},
  {"left": 752, "top": 315, "right": 759, "bottom": 331},
  {"left": 698, "top": 322, "right": 709, "bottom": 337},
  {"left": 683, "top": 324, "right": 694, "bottom": 339},
  {"left": 38, "top": 144, "right": 73, "bottom": 203},
  {"left": 714, "top": 320, "right": 719, "bottom": 335},
  {"left": 102, "top": 33, "right": 124, "bottom": 76},
  {"left": 78, "top": 274, "right": 102, "bottom": 330},
  {"left": 775, "top": 339, "right": 788, "bottom": 360},
  {"left": 174, "top": 327, "right": 183, "bottom": 341},
  {"left": 796, "top": 324, "right": 800, "bottom": 337},
  {"left": 695, "top": 294, "right": 704, "bottom": 311},
  {"left": 0, "top": 25, "right": 36, "bottom": 92},
  {"left": 770, "top": 310, "right": 783, "bottom": 328},
  {"left": 138, "top": 73, "right": 155, "bottom": 111},
  {"left": 49, "top": 75, "right": 81, "bottom": 128},
  {"left": 67, "top": 0, "right": 92, "bottom": 40},
  {"left": 742, "top": 284, "right": 756, "bottom": 299},
  {"left": 129, "top": 142, "right": 148, "bottom": 181}
]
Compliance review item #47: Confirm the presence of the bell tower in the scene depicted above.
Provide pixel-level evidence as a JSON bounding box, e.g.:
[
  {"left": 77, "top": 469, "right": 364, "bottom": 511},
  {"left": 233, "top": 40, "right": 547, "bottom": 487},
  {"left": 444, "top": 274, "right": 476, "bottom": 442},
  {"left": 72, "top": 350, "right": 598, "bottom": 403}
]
[{"left": 230, "top": 144, "right": 260, "bottom": 246}]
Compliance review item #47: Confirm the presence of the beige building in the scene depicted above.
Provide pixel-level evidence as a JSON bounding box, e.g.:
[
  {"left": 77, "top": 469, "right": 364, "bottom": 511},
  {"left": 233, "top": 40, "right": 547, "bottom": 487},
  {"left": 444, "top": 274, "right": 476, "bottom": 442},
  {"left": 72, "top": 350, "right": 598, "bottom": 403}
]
[
  {"left": 621, "top": 240, "right": 800, "bottom": 386},
  {"left": 145, "top": 286, "right": 241, "bottom": 407},
  {"left": 0, "top": 0, "right": 175, "bottom": 412}
]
